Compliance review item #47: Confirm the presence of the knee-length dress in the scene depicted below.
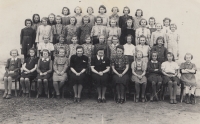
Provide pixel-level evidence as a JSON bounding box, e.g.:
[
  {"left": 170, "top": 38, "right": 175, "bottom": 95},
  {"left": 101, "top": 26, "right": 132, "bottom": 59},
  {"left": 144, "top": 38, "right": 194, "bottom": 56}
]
[
  {"left": 4, "top": 58, "right": 21, "bottom": 79},
  {"left": 21, "top": 57, "right": 38, "bottom": 80},
  {"left": 64, "top": 24, "right": 78, "bottom": 44},
  {"left": 180, "top": 62, "right": 197, "bottom": 87},
  {"left": 111, "top": 55, "right": 129, "bottom": 85},
  {"left": 70, "top": 55, "right": 88, "bottom": 85},
  {"left": 91, "top": 55, "right": 110, "bottom": 87},
  {"left": 20, "top": 27, "right": 36, "bottom": 55},
  {"left": 37, "top": 58, "right": 52, "bottom": 79},
  {"left": 131, "top": 60, "right": 147, "bottom": 83},
  {"left": 53, "top": 57, "right": 68, "bottom": 82}
]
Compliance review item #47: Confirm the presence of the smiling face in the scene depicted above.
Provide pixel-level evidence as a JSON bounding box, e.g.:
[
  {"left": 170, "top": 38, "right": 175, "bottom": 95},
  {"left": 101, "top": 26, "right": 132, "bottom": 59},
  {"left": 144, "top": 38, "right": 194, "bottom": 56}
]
[
  {"left": 136, "top": 52, "right": 143, "bottom": 59},
  {"left": 11, "top": 50, "right": 18, "bottom": 58},
  {"left": 83, "top": 18, "right": 89, "bottom": 24},
  {"left": 56, "top": 17, "right": 61, "bottom": 24},
  {"left": 164, "top": 20, "right": 170, "bottom": 27},
  {"left": 99, "top": 7, "right": 105, "bottom": 14},
  {"left": 85, "top": 37, "right": 91, "bottom": 44},
  {"left": 141, "top": 20, "right": 147, "bottom": 27},
  {"left": 70, "top": 18, "right": 75, "bottom": 25},
  {"left": 97, "top": 50, "right": 104, "bottom": 57},
  {"left": 29, "top": 50, "right": 35, "bottom": 57},
  {"left": 26, "top": 21, "right": 31, "bottom": 27},
  {"left": 139, "top": 37, "right": 146, "bottom": 45},
  {"left": 96, "top": 18, "right": 102, "bottom": 25},
  {"left": 157, "top": 39, "right": 163, "bottom": 46},
  {"left": 63, "top": 8, "right": 68, "bottom": 15},
  {"left": 71, "top": 37, "right": 78, "bottom": 44},
  {"left": 76, "top": 48, "right": 83, "bottom": 56},
  {"left": 170, "top": 25, "right": 176, "bottom": 32},
  {"left": 156, "top": 24, "right": 162, "bottom": 31},
  {"left": 34, "top": 15, "right": 39, "bottom": 23},
  {"left": 112, "top": 37, "right": 118, "bottom": 44},
  {"left": 59, "top": 49, "right": 65, "bottom": 57}
]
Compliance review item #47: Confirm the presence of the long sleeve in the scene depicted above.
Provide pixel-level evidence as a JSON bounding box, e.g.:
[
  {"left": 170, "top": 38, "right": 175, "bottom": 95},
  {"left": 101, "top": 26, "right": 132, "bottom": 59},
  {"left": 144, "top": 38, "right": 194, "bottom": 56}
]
[
  {"left": 119, "top": 16, "right": 122, "bottom": 29},
  {"left": 32, "top": 29, "right": 36, "bottom": 45},
  {"left": 13, "top": 58, "right": 21, "bottom": 72},
  {"left": 49, "top": 27, "right": 53, "bottom": 43},
  {"left": 5, "top": 59, "right": 10, "bottom": 72},
  {"left": 64, "top": 26, "right": 68, "bottom": 38},
  {"left": 90, "top": 26, "right": 95, "bottom": 37},
  {"left": 20, "top": 29, "right": 23, "bottom": 45}
]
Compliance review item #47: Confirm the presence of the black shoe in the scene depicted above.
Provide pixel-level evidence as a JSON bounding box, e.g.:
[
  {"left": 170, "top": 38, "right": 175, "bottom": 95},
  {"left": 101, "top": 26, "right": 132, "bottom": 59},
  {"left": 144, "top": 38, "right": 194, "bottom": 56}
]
[
  {"left": 120, "top": 99, "right": 124, "bottom": 104},
  {"left": 74, "top": 97, "right": 77, "bottom": 102},
  {"left": 6, "top": 94, "right": 11, "bottom": 99},
  {"left": 170, "top": 99, "right": 173, "bottom": 104},
  {"left": 142, "top": 98, "right": 145, "bottom": 103},
  {"left": 56, "top": 95, "right": 61, "bottom": 99},
  {"left": 116, "top": 98, "right": 120, "bottom": 104},
  {"left": 102, "top": 98, "right": 106, "bottom": 103},
  {"left": 97, "top": 98, "right": 102, "bottom": 103},
  {"left": 190, "top": 95, "right": 195, "bottom": 105},
  {"left": 36, "top": 94, "right": 40, "bottom": 98},
  {"left": 135, "top": 98, "right": 139, "bottom": 103},
  {"left": 25, "top": 93, "right": 29, "bottom": 98},
  {"left": 3, "top": 93, "right": 7, "bottom": 99},
  {"left": 22, "top": 93, "right": 26, "bottom": 97},
  {"left": 173, "top": 99, "right": 177, "bottom": 104},
  {"left": 77, "top": 98, "right": 81, "bottom": 103}
]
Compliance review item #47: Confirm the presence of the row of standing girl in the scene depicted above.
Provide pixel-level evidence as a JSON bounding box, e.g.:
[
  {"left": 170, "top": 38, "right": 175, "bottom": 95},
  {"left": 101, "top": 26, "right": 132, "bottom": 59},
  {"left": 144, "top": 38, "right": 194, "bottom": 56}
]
[
  {"left": 21, "top": 5, "right": 179, "bottom": 62},
  {"left": 4, "top": 33, "right": 197, "bottom": 105}
]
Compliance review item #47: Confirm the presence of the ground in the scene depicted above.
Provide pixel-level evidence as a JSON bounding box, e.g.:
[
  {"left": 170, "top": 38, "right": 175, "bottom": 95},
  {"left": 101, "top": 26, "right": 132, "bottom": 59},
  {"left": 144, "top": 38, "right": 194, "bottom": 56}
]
[{"left": 0, "top": 91, "right": 200, "bottom": 124}]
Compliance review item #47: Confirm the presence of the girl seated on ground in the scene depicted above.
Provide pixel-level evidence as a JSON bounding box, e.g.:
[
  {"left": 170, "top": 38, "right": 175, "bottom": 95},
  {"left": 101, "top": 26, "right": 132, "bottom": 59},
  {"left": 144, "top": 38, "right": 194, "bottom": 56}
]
[
  {"left": 36, "top": 49, "right": 53, "bottom": 98},
  {"left": 180, "top": 53, "right": 197, "bottom": 104},
  {"left": 3, "top": 49, "right": 21, "bottom": 99},
  {"left": 20, "top": 48, "right": 38, "bottom": 97}
]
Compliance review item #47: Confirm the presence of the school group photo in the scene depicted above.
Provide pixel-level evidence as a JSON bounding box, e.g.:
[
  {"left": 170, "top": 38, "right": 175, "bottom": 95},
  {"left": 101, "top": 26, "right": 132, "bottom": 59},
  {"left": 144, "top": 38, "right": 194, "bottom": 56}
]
[{"left": 1, "top": 0, "right": 200, "bottom": 123}]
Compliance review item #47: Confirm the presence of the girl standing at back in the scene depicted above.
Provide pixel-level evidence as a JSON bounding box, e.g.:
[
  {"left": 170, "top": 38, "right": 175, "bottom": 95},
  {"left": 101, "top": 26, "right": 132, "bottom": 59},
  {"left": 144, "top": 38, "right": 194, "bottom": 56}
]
[
  {"left": 3, "top": 49, "right": 21, "bottom": 99},
  {"left": 135, "top": 19, "right": 150, "bottom": 45},
  {"left": 136, "top": 35, "right": 150, "bottom": 63},
  {"left": 64, "top": 16, "right": 78, "bottom": 44},
  {"left": 109, "top": 7, "right": 120, "bottom": 27},
  {"left": 78, "top": 15, "right": 92, "bottom": 45},
  {"left": 90, "top": 16, "right": 107, "bottom": 45},
  {"left": 107, "top": 19, "right": 121, "bottom": 39},
  {"left": 108, "top": 36, "right": 119, "bottom": 59},
  {"left": 32, "top": 14, "right": 41, "bottom": 32},
  {"left": 147, "top": 17, "right": 156, "bottom": 35},
  {"left": 133, "top": 9, "right": 143, "bottom": 30},
  {"left": 150, "top": 23, "right": 166, "bottom": 47},
  {"left": 98, "top": 5, "right": 109, "bottom": 26},
  {"left": 74, "top": 6, "right": 83, "bottom": 28},
  {"left": 20, "top": 19, "right": 36, "bottom": 59},
  {"left": 120, "top": 19, "right": 135, "bottom": 45},
  {"left": 163, "top": 17, "right": 171, "bottom": 33},
  {"left": 47, "top": 13, "right": 56, "bottom": 26},
  {"left": 35, "top": 17, "right": 52, "bottom": 44},
  {"left": 20, "top": 48, "right": 38, "bottom": 97},
  {"left": 119, "top": 6, "right": 133, "bottom": 30},
  {"left": 166, "top": 23, "right": 179, "bottom": 60},
  {"left": 87, "top": 7, "right": 96, "bottom": 27},
  {"left": 61, "top": 7, "right": 71, "bottom": 26},
  {"left": 51, "top": 15, "right": 65, "bottom": 45}
]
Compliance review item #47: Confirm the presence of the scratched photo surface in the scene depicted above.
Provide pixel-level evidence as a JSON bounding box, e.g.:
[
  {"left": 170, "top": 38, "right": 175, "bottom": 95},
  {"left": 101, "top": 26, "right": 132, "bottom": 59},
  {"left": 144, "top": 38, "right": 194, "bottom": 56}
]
[{"left": 0, "top": 0, "right": 200, "bottom": 124}]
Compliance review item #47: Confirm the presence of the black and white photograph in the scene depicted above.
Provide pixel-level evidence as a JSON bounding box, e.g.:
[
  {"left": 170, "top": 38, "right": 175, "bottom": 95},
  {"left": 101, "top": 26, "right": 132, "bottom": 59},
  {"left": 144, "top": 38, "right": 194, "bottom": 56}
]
[{"left": 0, "top": 0, "right": 200, "bottom": 123}]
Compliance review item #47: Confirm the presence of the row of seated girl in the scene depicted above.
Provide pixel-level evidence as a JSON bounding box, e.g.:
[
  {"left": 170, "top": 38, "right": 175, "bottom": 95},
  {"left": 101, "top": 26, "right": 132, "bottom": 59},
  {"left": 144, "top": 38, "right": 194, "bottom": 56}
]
[
  {"left": 22, "top": 5, "right": 179, "bottom": 60},
  {"left": 3, "top": 43, "right": 197, "bottom": 105}
]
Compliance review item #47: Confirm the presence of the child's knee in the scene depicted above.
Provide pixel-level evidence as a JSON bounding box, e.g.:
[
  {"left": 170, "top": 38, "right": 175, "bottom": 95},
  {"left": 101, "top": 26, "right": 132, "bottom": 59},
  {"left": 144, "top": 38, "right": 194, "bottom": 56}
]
[
  {"left": 25, "top": 78, "right": 30, "bottom": 82},
  {"left": 3, "top": 77, "right": 8, "bottom": 81},
  {"left": 152, "top": 81, "right": 156, "bottom": 85},
  {"left": 7, "top": 77, "right": 12, "bottom": 81},
  {"left": 158, "top": 82, "right": 162, "bottom": 85},
  {"left": 43, "top": 79, "right": 48, "bottom": 83},
  {"left": 37, "top": 79, "right": 42, "bottom": 83},
  {"left": 168, "top": 81, "right": 172, "bottom": 85},
  {"left": 20, "top": 77, "right": 24, "bottom": 81}
]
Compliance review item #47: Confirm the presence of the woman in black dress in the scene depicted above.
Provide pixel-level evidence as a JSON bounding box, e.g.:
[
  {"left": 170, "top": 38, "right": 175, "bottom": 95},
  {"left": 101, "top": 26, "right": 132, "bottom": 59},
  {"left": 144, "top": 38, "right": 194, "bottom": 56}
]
[
  {"left": 70, "top": 46, "right": 88, "bottom": 103},
  {"left": 20, "top": 48, "right": 38, "bottom": 97},
  {"left": 91, "top": 47, "right": 110, "bottom": 103}
]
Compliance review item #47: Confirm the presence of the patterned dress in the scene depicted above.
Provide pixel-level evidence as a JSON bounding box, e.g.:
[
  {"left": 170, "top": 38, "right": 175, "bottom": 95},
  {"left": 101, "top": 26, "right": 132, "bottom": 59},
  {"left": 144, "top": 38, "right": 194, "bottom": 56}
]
[
  {"left": 78, "top": 24, "right": 92, "bottom": 44},
  {"left": 51, "top": 24, "right": 65, "bottom": 44},
  {"left": 64, "top": 24, "right": 78, "bottom": 44},
  {"left": 69, "top": 44, "right": 79, "bottom": 59},
  {"left": 108, "top": 44, "right": 119, "bottom": 59},
  {"left": 82, "top": 43, "right": 94, "bottom": 64},
  {"left": 54, "top": 43, "right": 70, "bottom": 58}
]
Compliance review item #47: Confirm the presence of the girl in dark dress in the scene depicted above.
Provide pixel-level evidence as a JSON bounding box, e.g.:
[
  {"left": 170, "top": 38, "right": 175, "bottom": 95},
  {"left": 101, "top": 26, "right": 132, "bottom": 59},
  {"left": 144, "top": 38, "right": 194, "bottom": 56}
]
[
  {"left": 119, "top": 6, "right": 133, "bottom": 30},
  {"left": 36, "top": 49, "right": 53, "bottom": 98},
  {"left": 111, "top": 45, "right": 129, "bottom": 104},
  {"left": 147, "top": 51, "right": 162, "bottom": 101},
  {"left": 32, "top": 14, "right": 40, "bottom": 32},
  {"left": 70, "top": 46, "right": 88, "bottom": 103},
  {"left": 91, "top": 48, "right": 110, "bottom": 103},
  {"left": 20, "top": 48, "right": 38, "bottom": 97},
  {"left": 120, "top": 19, "right": 135, "bottom": 45},
  {"left": 20, "top": 19, "right": 36, "bottom": 59},
  {"left": 3, "top": 49, "right": 21, "bottom": 99}
]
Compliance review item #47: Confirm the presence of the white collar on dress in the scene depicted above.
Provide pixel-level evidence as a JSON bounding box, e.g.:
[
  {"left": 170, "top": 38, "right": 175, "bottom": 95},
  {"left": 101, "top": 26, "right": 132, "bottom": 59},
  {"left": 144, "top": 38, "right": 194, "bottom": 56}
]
[
  {"left": 11, "top": 57, "right": 18, "bottom": 61},
  {"left": 42, "top": 58, "right": 49, "bottom": 61},
  {"left": 151, "top": 60, "right": 158, "bottom": 63},
  {"left": 97, "top": 55, "right": 104, "bottom": 60}
]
